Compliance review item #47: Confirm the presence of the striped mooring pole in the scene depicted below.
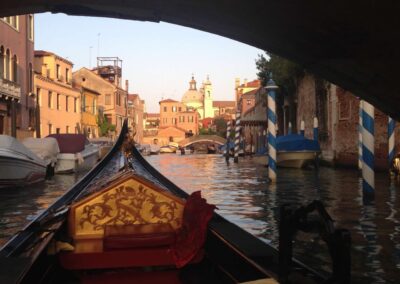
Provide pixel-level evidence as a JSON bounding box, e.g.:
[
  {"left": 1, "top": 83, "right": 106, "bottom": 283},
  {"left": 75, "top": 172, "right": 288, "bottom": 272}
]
[
  {"left": 358, "top": 101, "right": 363, "bottom": 170},
  {"left": 266, "top": 76, "right": 278, "bottom": 182},
  {"left": 362, "top": 101, "right": 375, "bottom": 197},
  {"left": 300, "top": 120, "right": 305, "bottom": 136},
  {"left": 225, "top": 120, "right": 231, "bottom": 162},
  {"left": 288, "top": 122, "right": 292, "bottom": 134},
  {"left": 388, "top": 116, "right": 395, "bottom": 167},
  {"left": 313, "top": 117, "right": 318, "bottom": 141},
  {"left": 234, "top": 110, "right": 241, "bottom": 163}
]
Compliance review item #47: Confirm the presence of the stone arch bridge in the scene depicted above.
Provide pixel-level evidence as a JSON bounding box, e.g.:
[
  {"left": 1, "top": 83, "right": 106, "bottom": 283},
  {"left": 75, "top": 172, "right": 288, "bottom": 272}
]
[{"left": 178, "top": 135, "right": 226, "bottom": 148}]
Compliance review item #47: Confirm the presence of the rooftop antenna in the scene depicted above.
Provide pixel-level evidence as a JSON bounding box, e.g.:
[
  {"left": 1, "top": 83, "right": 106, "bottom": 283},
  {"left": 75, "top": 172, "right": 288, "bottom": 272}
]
[{"left": 97, "top": 33, "right": 101, "bottom": 57}]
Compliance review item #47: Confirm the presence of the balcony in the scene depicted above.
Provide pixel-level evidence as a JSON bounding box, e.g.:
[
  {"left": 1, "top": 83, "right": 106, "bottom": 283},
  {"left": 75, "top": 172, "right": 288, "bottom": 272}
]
[{"left": 0, "top": 78, "right": 21, "bottom": 100}]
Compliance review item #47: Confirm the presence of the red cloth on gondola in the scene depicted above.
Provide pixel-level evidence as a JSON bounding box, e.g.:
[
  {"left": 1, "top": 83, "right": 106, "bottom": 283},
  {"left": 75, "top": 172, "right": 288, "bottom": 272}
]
[{"left": 170, "top": 191, "right": 216, "bottom": 268}]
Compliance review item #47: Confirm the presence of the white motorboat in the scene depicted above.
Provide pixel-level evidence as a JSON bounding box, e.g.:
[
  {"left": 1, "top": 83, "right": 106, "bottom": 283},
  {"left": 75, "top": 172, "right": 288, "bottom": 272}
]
[
  {"left": 22, "top": 137, "right": 60, "bottom": 173},
  {"left": 0, "top": 135, "right": 47, "bottom": 188},
  {"left": 149, "top": 144, "right": 160, "bottom": 155},
  {"left": 47, "top": 134, "right": 100, "bottom": 173}
]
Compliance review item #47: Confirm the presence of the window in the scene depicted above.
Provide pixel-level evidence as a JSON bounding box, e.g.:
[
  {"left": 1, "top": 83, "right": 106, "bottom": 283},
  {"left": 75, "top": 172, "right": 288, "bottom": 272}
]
[
  {"left": 82, "top": 94, "right": 86, "bottom": 112},
  {"left": 12, "top": 55, "right": 17, "bottom": 82},
  {"left": 29, "top": 63, "right": 33, "bottom": 92},
  {"left": 36, "top": 88, "right": 41, "bottom": 106},
  {"left": 179, "top": 116, "right": 182, "bottom": 123},
  {"left": 56, "top": 128, "right": 60, "bottom": 134},
  {"left": 0, "top": 46, "right": 4, "bottom": 79},
  {"left": 189, "top": 116, "right": 194, "bottom": 123},
  {"left": 163, "top": 106, "right": 167, "bottom": 112},
  {"left": 48, "top": 91, "right": 52, "bottom": 108},
  {"left": 93, "top": 99, "right": 96, "bottom": 115},
  {"left": 5, "top": 49, "right": 10, "bottom": 80},
  {"left": 48, "top": 124, "right": 52, "bottom": 134},
  {"left": 74, "top": 98, "right": 77, "bottom": 112},
  {"left": 182, "top": 116, "right": 185, "bottom": 123},
  {"left": 178, "top": 107, "right": 182, "bottom": 112},
  {"left": 56, "top": 94, "right": 60, "bottom": 110},
  {"left": 105, "top": 94, "right": 111, "bottom": 105},
  {"left": 56, "top": 64, "right": 60, "bottom": 79},
  {"left": 172, "top": 118, "right": 177, "bottom": 124},
  {"left": 28, "top": 15, "right": 34, "bottom": 41},
  {"left": 66, "top": 96, "right": 69, "bottom": 112},
  {"left": 247, "top": 99, "right": 251, "bottom": 105},
  {"left": 66, "top": 126, "right": 69, "bottom": 133},
  {"left": 66, "top": 68, "right": 69, "bottom": 83},
  {"left": 172, "top": 106, "right": 177, "bottom": 112}
]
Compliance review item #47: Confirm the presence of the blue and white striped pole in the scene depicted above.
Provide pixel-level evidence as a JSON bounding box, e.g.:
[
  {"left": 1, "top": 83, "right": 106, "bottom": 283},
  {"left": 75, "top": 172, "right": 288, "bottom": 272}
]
[
  {"left": 358, "top": 101, "right": 363, "bottom": 170},
  {"left": 266, "top": 77, "right": 278, "bottom": 182},
  {"left": 234, "top": 110, "right": 241, "bottom": 163},
  {"left": 388, "top": 116, "right": 395, "bottom": 167},
  {"left": 313, "top": 117, "right": 318, "bottom": 141},
  {"left": 225, "top": 120, "right": 231, "bottom": 162},
  {"left": 300, "top": 120, "right": 305, "bottom": 136},
  {"left": 362, "top": 101, "right": 375, "bottom": 196},
  {"left": 288, "top": 122, "right": 292, "bottom": 134}
]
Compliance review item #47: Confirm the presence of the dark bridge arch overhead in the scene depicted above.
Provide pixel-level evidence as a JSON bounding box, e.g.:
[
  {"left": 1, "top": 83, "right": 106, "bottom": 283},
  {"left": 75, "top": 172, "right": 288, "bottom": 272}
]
[{"left": 3, "top": 1, "right": 400, "bottom": 119}]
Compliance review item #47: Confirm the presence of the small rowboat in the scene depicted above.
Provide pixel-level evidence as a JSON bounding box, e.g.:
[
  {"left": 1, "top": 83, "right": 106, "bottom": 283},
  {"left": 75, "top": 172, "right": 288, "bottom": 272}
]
[{"left": 0, "top": 121, "right": 332, "bottom": 284}]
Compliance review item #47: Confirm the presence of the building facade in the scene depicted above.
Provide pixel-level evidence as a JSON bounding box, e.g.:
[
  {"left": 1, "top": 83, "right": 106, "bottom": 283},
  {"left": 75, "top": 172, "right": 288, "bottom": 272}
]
[
  {"left": 73, "top": 67, "right": 128, "bottom": 136},
  {"left": 127, "top": 93, "right": 144, "bottom": 143},
  {"left": 159, "top": 99, "right": 199, "bottom": 135},
  {"left": 0, "top": 15, "right": 35, "bottom": 138},
  {"left": 34, "top": 50, "right": 81, "bottom": 137},
  {"left": 80, "top": 86, "right": 100, "bottom": 138}
]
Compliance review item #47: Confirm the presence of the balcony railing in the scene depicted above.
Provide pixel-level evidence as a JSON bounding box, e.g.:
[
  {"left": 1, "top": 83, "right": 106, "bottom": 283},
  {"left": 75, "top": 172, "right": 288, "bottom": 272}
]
[{"left": 0, "top": 78, "right": 21, "bottom": 99}]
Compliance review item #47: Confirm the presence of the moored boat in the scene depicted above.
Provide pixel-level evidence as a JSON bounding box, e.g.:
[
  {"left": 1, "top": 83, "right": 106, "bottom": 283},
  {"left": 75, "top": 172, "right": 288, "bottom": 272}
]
[
  {"left": 253, "top": 134, "right": 320, "bottom": 168},
  {"left": 22, "top": 137, "right": 60, "bottom": 175},
  {"left": 47, "top": 134, "right": 100, "bottom": 173},
  {"left": 149, "top": 143, "right": 160, "bottom": 155},
  {"left": 0, "top": 135, "right": 47, "bottom": 188},
  {"left": 159, "top": 145, "right": 177, "bottom": 153}
]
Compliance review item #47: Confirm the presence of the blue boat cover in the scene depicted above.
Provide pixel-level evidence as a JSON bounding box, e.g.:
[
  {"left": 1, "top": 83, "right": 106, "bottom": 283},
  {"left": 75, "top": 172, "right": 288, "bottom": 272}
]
[{"left": 276, "top": 134, "right": 320, "bottom": 152}]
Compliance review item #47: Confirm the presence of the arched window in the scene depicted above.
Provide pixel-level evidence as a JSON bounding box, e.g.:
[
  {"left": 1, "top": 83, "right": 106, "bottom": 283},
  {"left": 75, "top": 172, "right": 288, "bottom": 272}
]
[
  {"left": 5, "top": 49, "right": 10, "bottom": 80},
  {"left": 0, "top": 46, "right": 4, "bottom": 79},
  {"left": 12, "top": 55, "right": 17, "bottom": 82}
]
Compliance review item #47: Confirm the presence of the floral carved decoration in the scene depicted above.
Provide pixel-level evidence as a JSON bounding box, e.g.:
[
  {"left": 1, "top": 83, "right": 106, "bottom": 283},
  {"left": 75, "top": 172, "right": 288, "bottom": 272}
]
[{"left": 78, "top": 183, "right": 182, "bottom": 233}]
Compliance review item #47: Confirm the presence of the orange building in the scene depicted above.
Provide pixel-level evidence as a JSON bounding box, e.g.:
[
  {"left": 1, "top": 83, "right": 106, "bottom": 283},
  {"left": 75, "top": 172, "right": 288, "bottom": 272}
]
[
  {"left": 159, "top": 99, "right": 199, "bottom": 135},
  {"left": 34, "top": 50, "right": 81, "bottom": 137},
  {"left": 73, "top": 67, "right": 127, "bottom": 136},
  {"left": 235, "top": 78, "right": 261, "bottom": 105}
]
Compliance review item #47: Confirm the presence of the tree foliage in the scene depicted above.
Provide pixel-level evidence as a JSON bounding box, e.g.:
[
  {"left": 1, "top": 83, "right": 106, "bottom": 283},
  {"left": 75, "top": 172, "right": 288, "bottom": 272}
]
[
  {"left": 97, "top": 114, "right": 116, "bottom": 136},
  {"left": 255, "top": 52, "right": 304, "bottom": 97}
]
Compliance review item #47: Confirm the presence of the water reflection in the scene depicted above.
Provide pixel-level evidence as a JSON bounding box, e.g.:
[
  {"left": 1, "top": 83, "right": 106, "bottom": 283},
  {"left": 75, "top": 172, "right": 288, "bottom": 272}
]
[
  {"left": 0, "top": 173, "right": 84, "bottom": 246},
  {"left": 146, "top": 154, "right": 400, "bottom": 283}
]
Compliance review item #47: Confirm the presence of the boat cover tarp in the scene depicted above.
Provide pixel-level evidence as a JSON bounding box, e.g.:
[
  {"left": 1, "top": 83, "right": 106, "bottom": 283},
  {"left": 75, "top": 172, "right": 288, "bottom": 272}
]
[
  {"left": 276, "top": 134, "right": 320, "bottom": 152},
  {"left": 47, "top": 134, "right": 86, "bottom": 154},
  {"left": 22, "top": 137, "right": 60, "bottom": 166},
  {"left": 0, "top": 135, "right": 45, "bottom": 165},
  {"left": 170, "top": 191, "right": 216, "bottom": 268}
]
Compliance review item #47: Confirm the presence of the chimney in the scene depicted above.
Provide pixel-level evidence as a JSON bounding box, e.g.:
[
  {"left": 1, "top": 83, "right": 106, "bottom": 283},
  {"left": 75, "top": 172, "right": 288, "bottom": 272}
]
[
  {"left": 125, "top": 80, "right": 129, "bottom": 92},
  {"left": 235, "top": 78, "right": 240, "bottom": 89}
]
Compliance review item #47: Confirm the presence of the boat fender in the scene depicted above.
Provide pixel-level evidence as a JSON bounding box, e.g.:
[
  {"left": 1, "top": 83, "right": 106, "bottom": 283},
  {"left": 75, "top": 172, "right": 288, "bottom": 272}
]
[{"left": 76, "top": 153, "right": 84, "bottom": 165}]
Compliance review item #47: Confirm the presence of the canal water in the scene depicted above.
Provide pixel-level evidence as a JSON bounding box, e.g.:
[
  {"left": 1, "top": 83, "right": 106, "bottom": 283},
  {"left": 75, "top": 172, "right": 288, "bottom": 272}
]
[
  {"left": 0, "top": 153, "right": 399, "bottom": 283},
  {"left": 0, "top": 173, "right": 86, "bottom": 247},
  {"left": 145, "top": 154, "right": 400, "bottom": 284}
]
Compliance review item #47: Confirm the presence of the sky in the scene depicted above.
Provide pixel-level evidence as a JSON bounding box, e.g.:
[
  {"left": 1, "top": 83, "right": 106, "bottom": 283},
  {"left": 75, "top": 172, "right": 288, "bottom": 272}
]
[{"left": 35, "top": 13, "right": 264, "bottom": 113}]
